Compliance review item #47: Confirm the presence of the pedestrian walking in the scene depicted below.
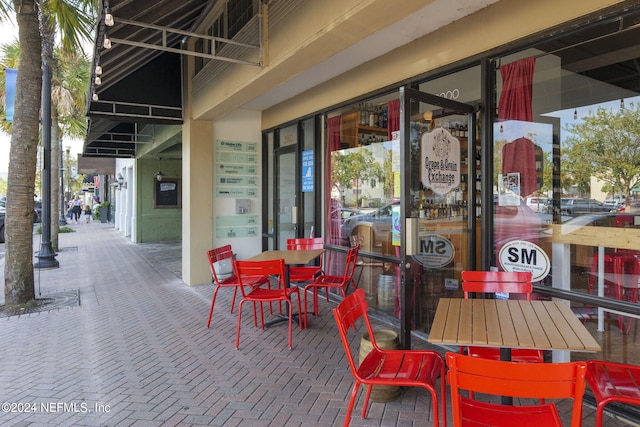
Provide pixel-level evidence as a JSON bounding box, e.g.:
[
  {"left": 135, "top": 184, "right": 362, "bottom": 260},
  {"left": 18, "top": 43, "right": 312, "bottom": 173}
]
[
  {"left": 72, "top": 195, "right": 82, "bottom": 224},
  {"left": 83, "top": 204, "right": 92, "bottom": 223}
]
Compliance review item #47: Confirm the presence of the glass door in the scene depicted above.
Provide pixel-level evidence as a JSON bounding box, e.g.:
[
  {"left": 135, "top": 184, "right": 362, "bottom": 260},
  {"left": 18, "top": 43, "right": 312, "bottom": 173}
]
[
  {"left": 275, "top": 147, "right": 297, "bottom": 249},
  {"left": 399, "top": 87, "right": 477, "bottom": 346}
]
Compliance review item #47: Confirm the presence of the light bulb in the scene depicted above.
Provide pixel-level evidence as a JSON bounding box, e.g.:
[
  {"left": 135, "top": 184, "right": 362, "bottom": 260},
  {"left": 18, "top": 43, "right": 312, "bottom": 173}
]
[
  {"left": 103, "top": 34, "right": 111, "bottom": 49},
  {"left": 94, "top": 76, "right": 102, "bottom": 85},
  {"left": 92, "top": 93, "right": 99, "bottom": 101},
  {"left": 95, "top": 64, "right": 102, "bottom": 75},
  {"left": 105, "top": 10, "right": 114, "bottom": 27}
]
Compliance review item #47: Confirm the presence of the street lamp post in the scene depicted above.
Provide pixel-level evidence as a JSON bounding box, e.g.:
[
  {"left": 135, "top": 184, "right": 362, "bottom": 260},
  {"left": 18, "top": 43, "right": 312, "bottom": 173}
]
[
  {"left": 35, "top": 51, "right": 59, "bottom": 269},
  {"left": 59, "top": 139, "right": 67, "bottom": 225}
]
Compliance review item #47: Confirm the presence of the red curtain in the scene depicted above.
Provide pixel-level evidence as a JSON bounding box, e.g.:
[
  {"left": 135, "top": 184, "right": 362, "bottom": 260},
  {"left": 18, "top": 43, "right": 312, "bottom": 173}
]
[
  {"left": 497, "top": 57, "right": 539, "bottom": 266},
  {"left": 325, "top": 116, "right": 343, "bottom": 274},
  {"left": 387, "top": 99, "right": 400, "bottom": 141},
  {"left": 498, "top": 57, "right": 535, "bottom": 122}
]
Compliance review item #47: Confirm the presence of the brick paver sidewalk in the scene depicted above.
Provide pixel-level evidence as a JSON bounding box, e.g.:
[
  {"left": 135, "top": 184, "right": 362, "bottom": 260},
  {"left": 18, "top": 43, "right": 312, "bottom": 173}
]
[{"left": 0, "top": 224, "right": 633, "bottom": 426}]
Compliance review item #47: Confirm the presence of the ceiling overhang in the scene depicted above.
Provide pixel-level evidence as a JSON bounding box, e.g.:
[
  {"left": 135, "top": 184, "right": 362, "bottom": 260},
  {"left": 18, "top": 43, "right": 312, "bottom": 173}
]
[{"left": 84, "top": 0, "right": 212, "bottom": 158}]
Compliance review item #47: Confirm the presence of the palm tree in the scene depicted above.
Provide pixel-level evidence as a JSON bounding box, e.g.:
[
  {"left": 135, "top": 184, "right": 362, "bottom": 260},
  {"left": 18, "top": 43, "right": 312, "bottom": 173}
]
[
  {"left": 50, "top": 48, "right": 91, "bottom": 250},
  {"left": 1, "top": 0, "right": 94, "bottom": 306}
]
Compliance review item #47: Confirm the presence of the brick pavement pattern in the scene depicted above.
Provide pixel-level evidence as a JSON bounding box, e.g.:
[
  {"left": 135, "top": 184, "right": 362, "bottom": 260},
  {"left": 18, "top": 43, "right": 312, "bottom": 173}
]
[{"left": 0, "top": 224, "right": 634, "bottom": 426}]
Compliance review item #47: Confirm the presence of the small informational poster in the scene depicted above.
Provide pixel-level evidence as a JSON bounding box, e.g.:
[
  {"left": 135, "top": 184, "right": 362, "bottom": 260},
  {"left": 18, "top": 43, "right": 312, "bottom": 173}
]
[
  {"left": 498, "top": 172, "right": 521, "bottom": 206},
  {"left": 420, "top": 128, "right": 461, "bottom": 195},
  {"left": 215, "top": 140, "right": 258, "bottom": 198},
  {"left": 302, "top": 150, "right": 314, "bottom": 192}
]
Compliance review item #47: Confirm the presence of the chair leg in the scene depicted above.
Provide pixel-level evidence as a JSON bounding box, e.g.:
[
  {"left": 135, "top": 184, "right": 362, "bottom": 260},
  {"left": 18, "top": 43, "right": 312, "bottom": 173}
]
[
  {"left": 287, "top": 298, "right": 293, "bottom": 350},
  {"left": 596, "top": 403, "right": 606, "bottom": 427},
  {"left": 235, "top": 299, "right": 245, "bottom": 350},
  {"left": 206, "top": 286, "right": 220, "bottom": 328},
  {"left": 360, "top": 382, "right": 373, "bottom": 418},
  {"left": 230, "top": 287, "right": 238, "bottom": 313},
  {"left": 343, "top": 382, "right": 361, "bottom": 427}
]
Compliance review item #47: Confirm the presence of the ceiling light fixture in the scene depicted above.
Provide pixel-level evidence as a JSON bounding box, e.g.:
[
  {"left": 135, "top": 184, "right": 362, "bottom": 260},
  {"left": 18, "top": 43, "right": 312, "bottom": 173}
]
[
  {"left": 103, "top": 33, "right": 112, "bottom": 49},
  {"left": 104, "top": 6, "right": 114, "bottom": 27},
  {"left": 94, "top": 76, "right": 102, "bottom": 85},
  {"left": 95, "top": 64, "right": 103, "bottom": 75}
]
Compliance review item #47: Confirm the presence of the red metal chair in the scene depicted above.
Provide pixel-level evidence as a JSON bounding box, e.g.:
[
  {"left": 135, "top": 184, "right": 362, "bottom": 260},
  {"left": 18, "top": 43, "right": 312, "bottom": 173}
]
[
  {"left": 286, "top": 237, "right": 324, "bottom": 283},
  {"left": 234, "top": 258, "right": 302, "bottom": 350},
  {"left": 460, "top": 270, "right": 544, "bottom": 363},
  {"left": 446, "top": 352, "right": 587, "bottom": 427},
  {"left": 205, "top": 245, "right": 268, "bottom": 328},
  {"left": 585, "top": 360, "right": 640, "bottom": 427},
  {"left": 304, "top": 244, "right": 359, "bottom": 328},
  {"left": 333, "top": 289, "right": 446, "bottom": 427}
]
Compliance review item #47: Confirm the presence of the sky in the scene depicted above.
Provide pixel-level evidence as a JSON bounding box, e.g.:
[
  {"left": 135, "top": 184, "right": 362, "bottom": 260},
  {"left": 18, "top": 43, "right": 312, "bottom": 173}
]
[{"left": 1, "top": 19, "right": 86, "bottom": 177}]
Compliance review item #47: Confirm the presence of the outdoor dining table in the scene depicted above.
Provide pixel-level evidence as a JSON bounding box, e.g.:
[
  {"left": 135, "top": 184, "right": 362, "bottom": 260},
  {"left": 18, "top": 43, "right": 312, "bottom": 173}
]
[
  {"left": 247, "top": 248, "right": 325, "bottom": 327},
  {"left": 428, "top": 297, "right": 601, "bottom": 404}
]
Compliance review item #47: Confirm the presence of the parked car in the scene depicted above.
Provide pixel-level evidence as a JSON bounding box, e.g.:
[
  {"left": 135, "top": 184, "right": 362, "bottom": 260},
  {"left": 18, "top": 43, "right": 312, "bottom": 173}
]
[
  {"left": 525, "top": 196, "right": 547, "bottom": 213},
  {"left": 341, "top": 201, "right": 399, "bottom": 247},
  {"left": 548, "top": 198, "right": 617, "bottom": 216},
  {"left": 0, "top": 199, "right": 42, "bottom": 223}
]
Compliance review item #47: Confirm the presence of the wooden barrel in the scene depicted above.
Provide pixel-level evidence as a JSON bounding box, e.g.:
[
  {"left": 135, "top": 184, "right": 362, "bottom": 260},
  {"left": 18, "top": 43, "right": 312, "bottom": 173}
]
[
  {"left": 377, "top": 275, "right": 395, "bottom": 313},
  {"left": 358, "top": 329, "right": 401, "bottom": 402}
]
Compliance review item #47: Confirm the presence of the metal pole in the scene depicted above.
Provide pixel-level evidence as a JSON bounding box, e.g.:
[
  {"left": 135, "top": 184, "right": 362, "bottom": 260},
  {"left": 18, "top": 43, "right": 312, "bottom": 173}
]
[
  {"left": 35, "top": 54, "right": 59, "bottom": 269},
  {"left": 59, "top": 139, "right": 67, "bottom": 225}
]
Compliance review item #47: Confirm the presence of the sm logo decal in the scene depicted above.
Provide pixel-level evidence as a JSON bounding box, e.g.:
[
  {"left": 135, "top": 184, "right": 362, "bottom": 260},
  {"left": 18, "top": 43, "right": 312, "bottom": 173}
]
[
  {"left": 498, "top": 240, "right": 550, "bottom": 282},
  {"left": 413, "top": 234, "right": 455, "bottom": 269}
]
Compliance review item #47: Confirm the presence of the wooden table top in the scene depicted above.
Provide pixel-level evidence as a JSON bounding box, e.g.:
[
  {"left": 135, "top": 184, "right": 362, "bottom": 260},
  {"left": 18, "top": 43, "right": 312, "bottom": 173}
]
[
  {"left": 247, "top": 249, "right": 325, "bottom": 265},
  {"left": 428, "top": 298, "right": 601, "bottom": 352}
]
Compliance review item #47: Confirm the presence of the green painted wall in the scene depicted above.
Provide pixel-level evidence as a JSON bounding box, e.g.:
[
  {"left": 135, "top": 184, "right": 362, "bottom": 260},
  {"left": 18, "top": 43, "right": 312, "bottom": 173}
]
[{"left": 136, "top": 158, "right": 182, "bottom": 242}]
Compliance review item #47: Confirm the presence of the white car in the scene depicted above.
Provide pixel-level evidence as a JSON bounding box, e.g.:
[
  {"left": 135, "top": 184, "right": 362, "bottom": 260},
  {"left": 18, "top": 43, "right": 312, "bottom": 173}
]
[{"left": 525, "top": 197, "right": 547, "bottom": 213}]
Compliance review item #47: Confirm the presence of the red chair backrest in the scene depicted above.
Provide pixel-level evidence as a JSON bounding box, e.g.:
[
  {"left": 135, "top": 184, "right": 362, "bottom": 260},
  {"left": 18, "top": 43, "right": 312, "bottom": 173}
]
[
  {"left": 461, "top": 271, "right": 533, "bottom": 299},
  {"left": 234, "top": 258, "right": 286, "bottom": 291},
  {"left": 446, "top": 352, "right": 587, "bottom": 427},
  {"left": 287, "top": 237, "right": 324, "bottom": 267},
  {"left": 287, "top": 237, "right": 324, "bottom": 251},
  {"left": 207, "top": 245, "right": 235, "bottom": 284},
  {"left": 332, "top": 288, "right": 376, "bottom": 379},
  {"left": 341, "top": 244, "right": 360, "bottom": 284}
]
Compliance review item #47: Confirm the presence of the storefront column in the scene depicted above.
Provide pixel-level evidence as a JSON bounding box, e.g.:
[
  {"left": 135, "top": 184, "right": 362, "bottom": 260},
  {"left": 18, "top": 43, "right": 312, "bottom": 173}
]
[{"left": 182, "top": 118, "right": 214, "bottom": 286}]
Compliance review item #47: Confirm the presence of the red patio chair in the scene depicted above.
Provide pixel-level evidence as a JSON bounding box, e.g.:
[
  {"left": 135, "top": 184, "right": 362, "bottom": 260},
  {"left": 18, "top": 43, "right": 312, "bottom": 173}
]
[
  {"left": 234, "top": 258, "right": 302, "bottom": 350},
  {"left": 304, "top": 244, "right": 359, "bottom": 328},
  {"left": 286, "top": 237, "right": 324, "bottom": 283},
  {"left": 333, "top": 289, "right": 446, "bottom": 427},
  {"left": 461, "top": 270, "right": 544, "bottom": 363},
  {"left": 446, "top": 352, "right": 587, "bottom": 427},
  {"left": 205, "top": 245, "right": 268, "bottom": 328},
  {"left": 585, "top": 360, "right": 640, "bottom": 427}
]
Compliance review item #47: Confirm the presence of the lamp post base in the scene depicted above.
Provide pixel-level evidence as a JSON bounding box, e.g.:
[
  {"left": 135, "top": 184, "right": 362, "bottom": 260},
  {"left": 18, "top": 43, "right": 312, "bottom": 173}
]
[{"left": 35, "top": 243, "right": 59, "bottom": 269}]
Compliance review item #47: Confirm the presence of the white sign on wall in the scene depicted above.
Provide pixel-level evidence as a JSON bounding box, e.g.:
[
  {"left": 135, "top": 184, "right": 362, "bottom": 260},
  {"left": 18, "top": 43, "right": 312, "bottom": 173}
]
[{"left": 420, "top": 128, "right": 460, "bottom": 195}]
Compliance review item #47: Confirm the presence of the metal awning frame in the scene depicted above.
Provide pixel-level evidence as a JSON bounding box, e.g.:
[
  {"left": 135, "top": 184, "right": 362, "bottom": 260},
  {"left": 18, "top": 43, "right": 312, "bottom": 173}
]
[{"left": 106, "top": 8, "right": 267, "bottom": 67}]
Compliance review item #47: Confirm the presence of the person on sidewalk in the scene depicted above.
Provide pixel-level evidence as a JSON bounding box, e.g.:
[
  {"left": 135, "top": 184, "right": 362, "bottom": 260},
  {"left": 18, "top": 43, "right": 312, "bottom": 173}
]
[
  {"left": 72, "top": 195, "right": 82, "bottom": 224},
  {"left": 83, "top": 204, "right": 92, "bottom": 223}
]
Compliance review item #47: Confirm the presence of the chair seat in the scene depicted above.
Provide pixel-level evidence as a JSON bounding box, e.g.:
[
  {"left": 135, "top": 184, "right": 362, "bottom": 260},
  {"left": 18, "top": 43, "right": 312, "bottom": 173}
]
[
  {"left": 358, "top": 349, "right": 443, "bottom": 386},
  {"left": 467, "top": 346, "right": 544, "bottom": 363},
  {"left": 459, "top": 398, "right": 561, "bottom": 427}
]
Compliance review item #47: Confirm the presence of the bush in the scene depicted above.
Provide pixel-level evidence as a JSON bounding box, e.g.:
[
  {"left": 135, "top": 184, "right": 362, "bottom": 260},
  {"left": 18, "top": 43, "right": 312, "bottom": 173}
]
[{"left": 92, "top": 200, "right": 111, "bottom": 221}]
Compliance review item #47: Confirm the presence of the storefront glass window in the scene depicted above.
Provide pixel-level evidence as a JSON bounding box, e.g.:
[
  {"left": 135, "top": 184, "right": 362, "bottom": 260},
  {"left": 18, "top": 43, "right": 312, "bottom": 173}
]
[
  {"left": 494, "top": 16, "right": 640, "bottom": 362},
  {"left": 326, "top": 95, "right": 399, "bottom": 301}
]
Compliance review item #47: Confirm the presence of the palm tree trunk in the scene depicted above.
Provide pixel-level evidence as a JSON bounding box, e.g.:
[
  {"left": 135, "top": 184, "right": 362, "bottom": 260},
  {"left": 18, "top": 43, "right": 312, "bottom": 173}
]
[{"left": 4, "top": 0, "right": 41, "bottom": 305}]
